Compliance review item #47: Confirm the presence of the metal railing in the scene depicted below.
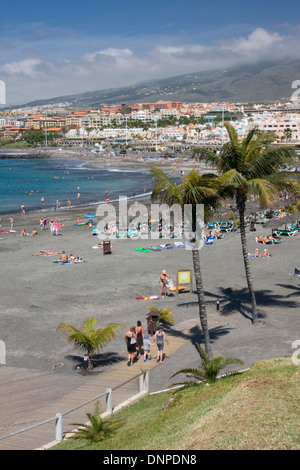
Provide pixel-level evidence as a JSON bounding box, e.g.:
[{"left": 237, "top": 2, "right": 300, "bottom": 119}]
[{"left": 0, "top": 369, "right": 149, "bottom": 446}]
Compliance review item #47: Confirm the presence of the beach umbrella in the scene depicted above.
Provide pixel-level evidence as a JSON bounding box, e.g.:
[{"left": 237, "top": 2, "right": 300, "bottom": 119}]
[
  {"left": 85, "top": 213, "right": 96, "bottom": 218},
  {"left": 263, "top": 214, "right": 297, "bottom": 229}
]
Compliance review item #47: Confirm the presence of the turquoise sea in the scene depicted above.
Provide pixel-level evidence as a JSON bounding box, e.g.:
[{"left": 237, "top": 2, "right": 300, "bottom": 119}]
[{"left": 0, "top": 157, "right": 154, "bottom": 215}]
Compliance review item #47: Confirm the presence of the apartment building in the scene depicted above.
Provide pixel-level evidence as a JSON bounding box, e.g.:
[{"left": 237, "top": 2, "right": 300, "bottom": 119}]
[
  {"left": 65, "top": 112, "right": 88, "bottom": 127},
  {"left": 81, "top": 112, "right": 102, "bottom": 129},
  {"left": 258, "top": 114, "right": 300, "bottom": 140},
  {"left": 25, "top": 114, "right": 66, "bottom": 129}
]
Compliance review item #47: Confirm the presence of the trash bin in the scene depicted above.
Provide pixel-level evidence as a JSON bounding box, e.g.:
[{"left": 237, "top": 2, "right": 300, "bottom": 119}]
[{"left": 103, "top": 241, "right": 111, "bottom": 255}]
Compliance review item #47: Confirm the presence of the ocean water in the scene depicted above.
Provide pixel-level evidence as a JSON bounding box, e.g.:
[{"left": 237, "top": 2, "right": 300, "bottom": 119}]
[{"left": 0, "top": 157, "right": 154, "bottom": 215}]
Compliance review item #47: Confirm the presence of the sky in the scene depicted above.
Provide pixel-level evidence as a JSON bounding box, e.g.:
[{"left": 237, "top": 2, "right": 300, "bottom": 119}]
[{"left": 0, "top": 0, "right": 300, "bottom": 105}]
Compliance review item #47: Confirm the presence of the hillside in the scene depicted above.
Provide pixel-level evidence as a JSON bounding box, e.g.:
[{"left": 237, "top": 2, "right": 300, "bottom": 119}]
[
  {"left": 54, "top": 358, "right": 300, "bottom": 450},
  {"left": 18, "top": 59, "right": 300, "bottom": 109}
]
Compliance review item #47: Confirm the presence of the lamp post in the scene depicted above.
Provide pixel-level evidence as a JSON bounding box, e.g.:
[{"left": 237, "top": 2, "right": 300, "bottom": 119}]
[
  {"left": 155, "top": 115, "right": 158, "bottom": 152},
  {"left": 221, "top": 107, "right": 225, "bottom": 147}
]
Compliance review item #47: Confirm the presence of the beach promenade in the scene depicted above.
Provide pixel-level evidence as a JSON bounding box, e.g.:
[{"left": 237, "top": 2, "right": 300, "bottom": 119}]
[{"left": 0, "top": 198, "right": 300, "bottom": 450}]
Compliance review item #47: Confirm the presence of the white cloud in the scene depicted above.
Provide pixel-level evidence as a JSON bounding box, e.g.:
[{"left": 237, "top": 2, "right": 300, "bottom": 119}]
[
  {"left": 1, "top": 58, "right": 42, "bottom": 77},
  {"left": 0, "top": 28, "right": 299, "bottom": 104},
  {"left": 84, "top": 48, "right": 133, "bottom": 61}
]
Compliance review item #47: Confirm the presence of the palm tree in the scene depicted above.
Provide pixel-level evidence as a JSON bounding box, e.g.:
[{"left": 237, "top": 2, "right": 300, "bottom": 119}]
[
  {"left": 171, "top": 343, "right": 243, "bottom": 388},
  {"left": 71, "top": 401, "right": 125, "bottom": 447},
  {"left": 198, "top": 124, "right": 300, "bottom": 325},
  {"left": 145, "top": 306, "right": 174, "bottom": 328},
  {"left": 57, "top": 317, "right": 124, "bottom": 371},
  {"left": 150, "top": 167, "right": 221, "bottom": 357}
]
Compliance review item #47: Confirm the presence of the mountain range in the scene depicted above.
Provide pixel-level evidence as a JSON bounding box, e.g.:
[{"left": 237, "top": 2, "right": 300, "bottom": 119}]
[{"left": 18, "top": 60, "right": 300, "bottom": 109}]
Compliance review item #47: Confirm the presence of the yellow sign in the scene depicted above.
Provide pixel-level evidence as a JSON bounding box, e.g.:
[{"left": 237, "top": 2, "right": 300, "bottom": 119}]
[
  {"left": 176, "top": 269, "right": 192, "bottom": 295},
  {"left": 178, "top": 271, "right": 191, "bottom": 284}
]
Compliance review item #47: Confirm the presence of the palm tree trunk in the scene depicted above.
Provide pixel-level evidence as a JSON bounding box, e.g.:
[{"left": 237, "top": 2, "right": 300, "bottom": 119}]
[
  {"left": 237, "top": 192, "right": 258, "bottom": 325},
  {"left": 192, "top": 248, "right": 212, "bottom": 357}
]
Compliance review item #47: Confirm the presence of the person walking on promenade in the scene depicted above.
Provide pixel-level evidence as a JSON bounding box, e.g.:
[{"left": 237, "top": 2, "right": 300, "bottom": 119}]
[
  {"left": 153, "top": 327, "right": 169, "bottom": 364},
  {"left": 135, "top": 320, "right": 144, "bottom": 360},
  {"left": 125, "top": 326, "right": 137, "bottom": 367},
  {"left": 143, "top": 334, "right": 152, "bottom": 362}
]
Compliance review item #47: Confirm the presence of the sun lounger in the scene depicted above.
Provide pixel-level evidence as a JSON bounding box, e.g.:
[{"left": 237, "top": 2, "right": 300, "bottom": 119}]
[
  {"left": 274, "top": 229, "right": 298, "bottom": 237},
  {"left": 291, "top": 224, "right": 300, "bottom": 231},
  {"left": 219, "top": 226, "right": 234, "bottom": 232},
  {"left": 256, "top": 236, "right": 274, "bottom": 245}
]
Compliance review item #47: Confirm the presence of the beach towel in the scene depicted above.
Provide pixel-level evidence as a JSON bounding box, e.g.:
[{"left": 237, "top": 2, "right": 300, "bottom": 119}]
[
  {"left": 174, "top": 241, "right": 185, "bottom": 248},
  {"left": 169, "top": 286, "right": 187, "bottom": 292},
  {"left": 92, "top": 245, "right": 115, "bottom": 249},
  {"left": 53, "top": 260, "right": 87, "bottom": 264},
  {"left": 135, "top": 296, "right": 159, "bottom": 300},
  {"left": 205, "top": 237, "right": 214, "bottom": 245},
  {"left": 166, "top": 279, "right": 174, "bottom": 289},
  {"left": 159, "top": 243, "right": 173, "bottom": 249},
  {"left": 148, "top": 246, "right": 162, "bottom": 251},
  {"left": 135, "top": 247, "right": 151, "bottom": 253}
]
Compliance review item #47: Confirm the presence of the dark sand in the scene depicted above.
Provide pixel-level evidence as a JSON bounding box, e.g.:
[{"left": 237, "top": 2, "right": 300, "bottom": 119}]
[{"left": 0, "top": 152, "right": 300, "bottom": 392}]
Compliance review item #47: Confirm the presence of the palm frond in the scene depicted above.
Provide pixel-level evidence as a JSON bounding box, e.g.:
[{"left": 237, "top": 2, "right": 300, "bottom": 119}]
[
  {"left": 170, "top": 367, "right": 206, "bottom": 381},
  {"left": 150, "top": 166, "right": 183, "bottom": 205},
  {"left": 248, "top": 178, "right": 278, "bottom": 208},
  {"left": 249, "top": 147, "right": 298, "bottom": 178},
  {"left": 224, "top": 123, "right": 239, "bottom": 147},
  {"left": 195, "top": 147, "right": 220, "bottom": 166}
]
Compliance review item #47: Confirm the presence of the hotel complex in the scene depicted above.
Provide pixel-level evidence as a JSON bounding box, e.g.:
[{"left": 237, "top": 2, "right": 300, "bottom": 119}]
[{"left": 1, "top": 99, "right": 300, "bottom": 148}]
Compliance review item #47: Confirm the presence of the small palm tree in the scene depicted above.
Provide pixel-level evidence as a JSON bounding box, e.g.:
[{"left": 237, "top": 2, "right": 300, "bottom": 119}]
[
  {"left": 171, "top": 343, "right": 243, "bottom": 388},
  {"left": 71, "top": 401, "right": 125, "bottom": 447},
  {"left": 57, "top": 317, "right": 124, "bottom": 371},
  {"left": 145, "top": 306, "right": 174, "bottom": 328}
]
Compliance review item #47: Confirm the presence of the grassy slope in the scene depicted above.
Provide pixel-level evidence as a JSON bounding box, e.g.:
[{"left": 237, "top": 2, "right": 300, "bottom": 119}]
[{"left": 54, "top": 358, "right": 300, "bottom": 450}]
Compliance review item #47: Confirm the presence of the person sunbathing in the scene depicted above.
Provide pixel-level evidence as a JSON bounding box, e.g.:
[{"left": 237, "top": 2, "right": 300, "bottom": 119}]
[
  {"left": 30, "top": 228, "right": 38, "bottom": 237},
  {"left": 254, "top": 249, "right": 260, "bottom": 257},
  {"left": 72, "top": 256, "right": 83, "bottom": 263},
  {"left": 32, "top": 250, "right": 62, "bottom": 256},
  {"left": 262, "top": 249, "right": 271, "bottom": 258},
  {"left": 59, "top": 252, "right": 68, "bottom": 263}
]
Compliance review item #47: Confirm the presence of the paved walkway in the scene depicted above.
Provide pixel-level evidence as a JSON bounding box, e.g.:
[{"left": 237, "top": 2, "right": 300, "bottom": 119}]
[{"left": 0, "top": 316, "right": 224, "bottom": 450}]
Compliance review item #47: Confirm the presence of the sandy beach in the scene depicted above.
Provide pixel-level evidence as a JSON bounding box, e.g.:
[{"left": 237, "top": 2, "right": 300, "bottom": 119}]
[{"left": 0, "top": 152, "right": 299, "bottom": 395}]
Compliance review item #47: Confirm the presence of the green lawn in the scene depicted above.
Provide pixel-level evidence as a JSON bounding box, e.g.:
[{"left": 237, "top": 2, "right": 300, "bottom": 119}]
[{"left": 53, "top": 358, "right": 300, "bottom": 450}]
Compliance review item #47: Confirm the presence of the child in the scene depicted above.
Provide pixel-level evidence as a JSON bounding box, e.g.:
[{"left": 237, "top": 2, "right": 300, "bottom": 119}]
[{"left": 143, "top": 334, "right": 152, "bottom": 362}]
